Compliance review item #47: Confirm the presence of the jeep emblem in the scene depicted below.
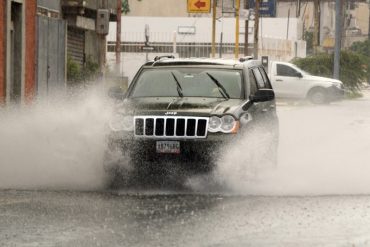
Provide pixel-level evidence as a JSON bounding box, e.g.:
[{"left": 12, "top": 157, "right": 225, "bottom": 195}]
[{"left": 165, "top": 112, "right": 177, "bottom": 115}]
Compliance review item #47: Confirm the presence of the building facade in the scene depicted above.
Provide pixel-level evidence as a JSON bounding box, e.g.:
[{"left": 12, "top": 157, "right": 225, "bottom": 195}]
[
  {"left": 0, "top": 0, "right": 117, "bottom": 105},
  {"left": 0, "top": 0, "right": 37, "bottom": 105}
]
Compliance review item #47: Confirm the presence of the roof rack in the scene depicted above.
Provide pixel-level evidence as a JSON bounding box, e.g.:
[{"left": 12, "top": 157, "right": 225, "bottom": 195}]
[
  {"left": 239, "top": 56, "right": 254, "bottom": 62},
  {"left": 153, "top": 55, "right": 175, "bottom": 61}
]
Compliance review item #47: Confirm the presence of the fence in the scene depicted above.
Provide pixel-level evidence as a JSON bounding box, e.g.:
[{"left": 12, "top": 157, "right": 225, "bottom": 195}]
[{"left": 107, "top": 32, "right": 306, "bottom": 82}]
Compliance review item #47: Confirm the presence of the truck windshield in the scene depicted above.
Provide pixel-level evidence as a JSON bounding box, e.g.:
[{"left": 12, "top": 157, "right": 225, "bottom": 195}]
[{"left": 129, "top": 68, "right": 243, "bottom": 99}]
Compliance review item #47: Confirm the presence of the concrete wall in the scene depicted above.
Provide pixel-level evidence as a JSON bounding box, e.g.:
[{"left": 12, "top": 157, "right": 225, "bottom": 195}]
[{"left": 108, "top": 16, "right": 303, "bottom": 43}]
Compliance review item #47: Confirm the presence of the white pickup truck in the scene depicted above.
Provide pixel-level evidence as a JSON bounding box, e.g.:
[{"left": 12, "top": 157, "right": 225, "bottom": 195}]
[{"left": 268, "top": 61, "right": 345, "bottom": 104}]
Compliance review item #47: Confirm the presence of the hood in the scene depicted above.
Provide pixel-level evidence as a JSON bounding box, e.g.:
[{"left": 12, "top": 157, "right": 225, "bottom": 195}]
[
  {"left": 121, "top": 97, "right": 245, "bottom": 117},
  {"left": 304, "top": 75, "right": 342, "bottom": 84}
]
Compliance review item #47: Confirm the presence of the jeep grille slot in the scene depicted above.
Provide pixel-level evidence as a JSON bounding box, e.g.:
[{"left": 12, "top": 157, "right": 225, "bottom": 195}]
[{"left": 134, "top": 116, "right": 208, "bottom": 139}]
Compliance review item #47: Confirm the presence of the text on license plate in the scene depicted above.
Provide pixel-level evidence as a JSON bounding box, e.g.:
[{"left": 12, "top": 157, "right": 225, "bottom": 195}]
[{"left": 156, "top": 141, "right": 180, "bottom": 154}]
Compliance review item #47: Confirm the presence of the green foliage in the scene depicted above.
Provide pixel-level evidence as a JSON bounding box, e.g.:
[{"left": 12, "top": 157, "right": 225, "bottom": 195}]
[
  {"left": 82, "top": 56, "right": 100, "bottom": 81},
  {"left": 350, "top": 40, "right": 370, "bottom": 81},
  {"left": 67, "top": 56, "right": 100, "bottom": 85},
  {"left": 67, "top": 56, "right": 82, "bottom": 83},
  {"left": 292, "top": 51, "right": 367, "bottom": 92},
  {"left": 304, "top": 31, "right": 314, "bottom": 55},
  {"left": 122, "top": 0, "right": 130, "bottom": 14}
]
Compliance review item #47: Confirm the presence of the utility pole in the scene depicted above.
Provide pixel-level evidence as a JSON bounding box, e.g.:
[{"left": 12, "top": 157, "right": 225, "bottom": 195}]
[
  {"left": 235, "top": 0, "right": 240, "bottom": 58},
  {"left": 313, "top": 0, "right": 320, "bottom": 53},
  {"left": 244, "top": 0, "right": 249, "bottom": 56},
  {"left": 334, "top": 0, "right": 343, "bottom": 79},
  {"left": 116, "top": 0, "right": 121, "bottom": 74},
  {"left": 253, "top": 0, "right": 260, "bottom": 58},
  {"left": 296, "top": 0, "right": 301, "bottom": 18},
  {"left": 99, "top": 0, "right": 108, "bottom": 79},
  {"left": 211, "top": 0, "right": 217, "bottom": 58}
]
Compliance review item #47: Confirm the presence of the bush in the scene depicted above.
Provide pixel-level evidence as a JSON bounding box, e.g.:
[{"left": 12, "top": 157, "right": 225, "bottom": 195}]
[
  {"left": 350, "top": 40, "right": 370, "bottom": 82},
  {"left": 67, "top": 56, "right": 100, "bottom": 86},
  {"left": 67, "top": 56, "right": 82, "bottom": 83},
  {"left": 292, "top": 51, "right": 367, "bottom": 92}
]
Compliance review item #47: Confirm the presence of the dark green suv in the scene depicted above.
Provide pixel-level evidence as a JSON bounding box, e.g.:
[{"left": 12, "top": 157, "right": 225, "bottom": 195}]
[{"left": 105, "top": 56, "right": 279, "bottom": 177}]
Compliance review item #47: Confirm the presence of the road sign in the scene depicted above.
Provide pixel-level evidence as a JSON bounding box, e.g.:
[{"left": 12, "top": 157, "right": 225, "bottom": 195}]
[
  {"left": 248, "top": 0, "right": 276, "bottom": 17},
  {"left": 187, "top": 0, "right": 211, "bottom": 13}
]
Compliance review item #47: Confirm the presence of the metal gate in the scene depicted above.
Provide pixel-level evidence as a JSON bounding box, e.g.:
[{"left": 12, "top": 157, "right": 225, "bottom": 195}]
[{"left": 37, "top": 16, "right": 66, "bottom": 98}]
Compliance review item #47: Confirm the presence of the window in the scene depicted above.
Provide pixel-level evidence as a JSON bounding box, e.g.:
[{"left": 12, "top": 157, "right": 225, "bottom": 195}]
[
  {"left": 130, "top": 68, "right": 243, "bottom": 99},
  {"left": 248, "top": 69, "right": 258, "bottom": 95},
  {"left": 252, "top": 68, "right": 266, "bottom": 89},
  {"left": 276, "top": 64, "right": 299, "bottom": 77},
  {"left": 258, "top": 67, "right": 272, "bottom": 89}
]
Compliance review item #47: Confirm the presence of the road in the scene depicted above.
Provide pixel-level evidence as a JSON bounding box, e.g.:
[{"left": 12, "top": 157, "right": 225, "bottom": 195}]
[{"left": 1, "top": 90, "right": 370, "bottom": 246}]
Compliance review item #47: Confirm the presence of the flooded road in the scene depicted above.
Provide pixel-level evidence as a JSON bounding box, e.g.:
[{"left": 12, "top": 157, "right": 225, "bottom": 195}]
[
  {"left": 1, "top": 90, "right": 370, "bottom": 246},
  {"left": 1, "top": 191, "right": 370, "bottom": 247}
]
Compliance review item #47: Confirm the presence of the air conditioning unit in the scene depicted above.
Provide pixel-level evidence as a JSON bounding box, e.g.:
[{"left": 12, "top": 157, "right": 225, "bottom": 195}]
[{"left": 96, "top": 9, "right": 109, "bottom": 35}]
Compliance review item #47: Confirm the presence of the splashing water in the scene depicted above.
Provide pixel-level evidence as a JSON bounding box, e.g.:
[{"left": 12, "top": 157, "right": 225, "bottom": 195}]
[
  {"left": 188, "top": 93, "right": 370, "bottom": 196},
  {"left": 0, "top": 89, "right": 112, "bottom": 190}
]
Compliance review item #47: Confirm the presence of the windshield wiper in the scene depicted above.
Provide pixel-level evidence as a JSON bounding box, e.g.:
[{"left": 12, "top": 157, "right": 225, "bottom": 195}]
[
  {"left": 206, "top": 72, "right": 230, "bottom": 99},
  {"left": 171, "top": 72, "right": 183, "bottom": 97}
]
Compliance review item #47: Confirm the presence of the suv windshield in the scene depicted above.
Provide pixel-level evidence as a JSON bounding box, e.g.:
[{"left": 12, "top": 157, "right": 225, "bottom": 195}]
[{"left": 129, "top": 67, "right": 243, "bottom": 99}]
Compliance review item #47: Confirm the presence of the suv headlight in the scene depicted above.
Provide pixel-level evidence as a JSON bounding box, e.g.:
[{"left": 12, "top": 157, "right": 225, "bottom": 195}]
[
  {"left": 209, "top": 116, "right": 222, "bottom": 132},
  {"left": 208, "top": 115, "right": 239, "bottom": 133},
  {"left": 109, "top": 114, "right": 134, "bottom": 131},
  {"left": 220, "top": 115, "right": 237, "bottom": 133}
]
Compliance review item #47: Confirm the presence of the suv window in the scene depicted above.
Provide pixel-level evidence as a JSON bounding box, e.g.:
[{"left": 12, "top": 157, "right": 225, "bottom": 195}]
[
  {"left": 248, "top": 69, "right": 258, "bottom": 95},
  {"left": 276, "top": 64, "right": 298, "bottom": 77},
  {"left": 258, "top": 67, "right": 272, "bottom": 89},
  {"left": 130, "top": 68, "right": 244, "bottom": 99},
  {"left": 252, "top": 68, "right": 266, "bottom": 88}
]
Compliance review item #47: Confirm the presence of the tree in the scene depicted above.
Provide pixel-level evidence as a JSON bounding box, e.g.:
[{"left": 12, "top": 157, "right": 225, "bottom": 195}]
[
  {"left": 121, "top": 0, "right": 142, "bottom": 14},
  {"left": 350, "top": 40, "right": 370, "bottom": 84},
  {"left": 293, "top": 51, "right": 366, "bottom": 93}
]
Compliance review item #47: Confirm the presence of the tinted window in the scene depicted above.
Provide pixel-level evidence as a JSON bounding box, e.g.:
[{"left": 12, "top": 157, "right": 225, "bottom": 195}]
[
  {"left": 258, "top": 67, "right": 272, "bottom": 89},
  {"left": 248, "top": 69, "right": 258, "bottom": 95},
  {"left": 252, "top": 68, "right": 266, "bottom": 88},
  {"left": 130, "top": 68, "right": 243, "bottom": 99},
  {"left": 276, "top": 64, "right": 298, "bottom": 77}
]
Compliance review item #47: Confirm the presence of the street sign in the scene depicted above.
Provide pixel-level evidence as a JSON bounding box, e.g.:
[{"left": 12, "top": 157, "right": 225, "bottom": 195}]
[
  {"left": 187, "top": 0, "right": 211, "bottom": 13},
  {"left": 248, "top": 0, "right": 276, "bottom": 17},
  {"left": 142, "top": 46, "right": 154, "bottom": 51}
]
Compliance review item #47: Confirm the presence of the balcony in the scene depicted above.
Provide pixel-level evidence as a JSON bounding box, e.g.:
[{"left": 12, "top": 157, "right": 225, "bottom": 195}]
[{"left": 62, "top": 0, "right": 117, "bottom": 21}]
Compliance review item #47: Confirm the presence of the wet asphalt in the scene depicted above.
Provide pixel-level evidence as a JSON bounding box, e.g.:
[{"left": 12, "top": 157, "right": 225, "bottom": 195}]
[
  {"left": 2, "top": 90, "right": 370, "bottom": 246},
  {"left": 1, "top": 190, "right": 370, "bottom": 247}
]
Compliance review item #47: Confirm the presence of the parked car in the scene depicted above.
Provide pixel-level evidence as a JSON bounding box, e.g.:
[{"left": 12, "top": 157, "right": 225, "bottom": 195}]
[
  {"left": 105, "top": 56, "right": 279, "bottom": 184},
  {"left": 268, "top": 61, "right": 345, "bottom": 104}
]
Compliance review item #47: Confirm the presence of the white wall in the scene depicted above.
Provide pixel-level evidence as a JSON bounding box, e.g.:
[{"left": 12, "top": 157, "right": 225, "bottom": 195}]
[{"left": 108, "top": 16, "right": 303, "bottom": 43}]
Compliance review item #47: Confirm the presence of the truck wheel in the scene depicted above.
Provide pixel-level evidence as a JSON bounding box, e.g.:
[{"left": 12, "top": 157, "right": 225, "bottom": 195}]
[{"left": 308, "top": 88, "right": 328, "bottom": 104}]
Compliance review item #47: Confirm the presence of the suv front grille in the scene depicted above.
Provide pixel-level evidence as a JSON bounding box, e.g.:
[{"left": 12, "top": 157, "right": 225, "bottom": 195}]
[{"left": 134, "top": 116, "right": 208, "bottom": 139}]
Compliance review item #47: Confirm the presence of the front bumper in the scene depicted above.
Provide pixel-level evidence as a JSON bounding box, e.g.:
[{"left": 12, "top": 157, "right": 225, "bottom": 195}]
[
  {"left": 327, "top": 85, "right": 345, "bottom": 101},
  {"left": 105, "top": 131, "right": 237, "bottom": 169}
]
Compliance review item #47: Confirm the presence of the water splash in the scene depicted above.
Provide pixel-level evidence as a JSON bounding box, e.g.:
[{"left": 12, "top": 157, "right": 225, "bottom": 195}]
[{"left": 0, "top": 88, "right": 112, "bottom": 190}]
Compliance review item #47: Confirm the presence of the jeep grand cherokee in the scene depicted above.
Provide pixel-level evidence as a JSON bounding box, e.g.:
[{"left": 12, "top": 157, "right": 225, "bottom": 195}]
[{"left": 105, "top": 56, "right": 279, "bottom": 178}]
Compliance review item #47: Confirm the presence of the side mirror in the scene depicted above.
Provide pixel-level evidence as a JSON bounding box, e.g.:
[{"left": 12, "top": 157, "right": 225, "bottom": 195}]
[
  {"left": 250, "top": 89, "right": 275, "bottom": 102},
  {"left": 296, "top": 72, "right": 303, "bottom": 78},
  {"left": 108, "top": 86, "right": 126, "bottom": 100}
]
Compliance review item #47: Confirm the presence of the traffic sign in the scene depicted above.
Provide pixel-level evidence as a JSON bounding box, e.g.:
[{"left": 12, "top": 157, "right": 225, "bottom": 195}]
[{"left": 187, "top": 0, "right": 211, "bottom": 13}]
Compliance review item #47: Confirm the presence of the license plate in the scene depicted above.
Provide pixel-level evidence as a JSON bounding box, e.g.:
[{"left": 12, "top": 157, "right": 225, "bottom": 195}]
[{"left": 156, "top": 141, "right": 180, "bottom": 154}]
